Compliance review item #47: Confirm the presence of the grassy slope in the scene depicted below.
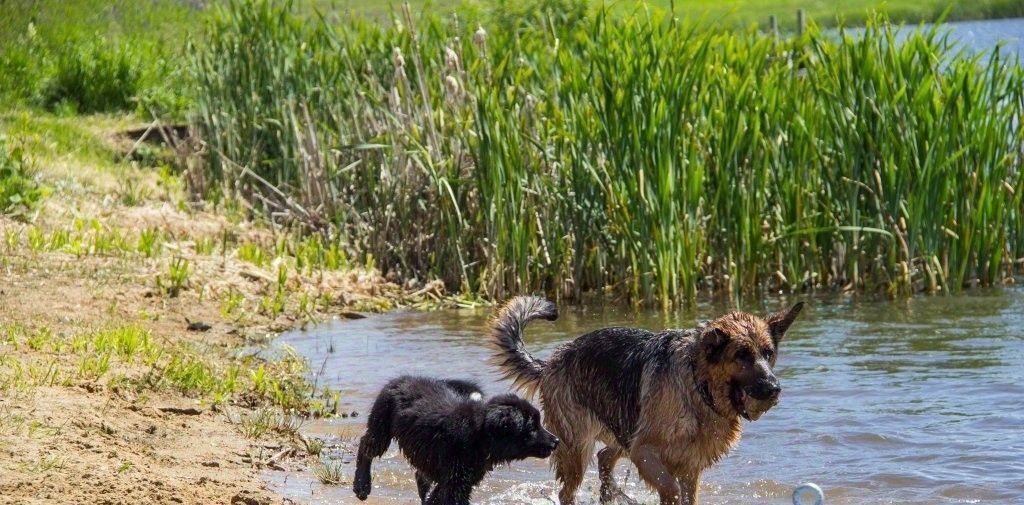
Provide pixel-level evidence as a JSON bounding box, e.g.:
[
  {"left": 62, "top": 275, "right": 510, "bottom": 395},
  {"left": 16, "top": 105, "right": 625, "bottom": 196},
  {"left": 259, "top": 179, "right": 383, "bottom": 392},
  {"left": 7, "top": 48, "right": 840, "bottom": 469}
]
[
  {"left": 0, "top": 0, "right": 196, "bottom": 42},
  {"left": 1, "top": 0, "right": 1022, "bottom": 42},
  {"left": 326, "top": 0, "right": 1024, "bottom": 27}
]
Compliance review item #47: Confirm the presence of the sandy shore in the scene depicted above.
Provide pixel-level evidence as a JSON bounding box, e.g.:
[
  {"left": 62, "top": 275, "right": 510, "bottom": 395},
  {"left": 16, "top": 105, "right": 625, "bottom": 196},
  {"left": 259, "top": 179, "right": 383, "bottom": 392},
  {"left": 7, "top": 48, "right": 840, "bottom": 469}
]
[{"left": 0, "top": 114, "right": 430, "bottom": 505}]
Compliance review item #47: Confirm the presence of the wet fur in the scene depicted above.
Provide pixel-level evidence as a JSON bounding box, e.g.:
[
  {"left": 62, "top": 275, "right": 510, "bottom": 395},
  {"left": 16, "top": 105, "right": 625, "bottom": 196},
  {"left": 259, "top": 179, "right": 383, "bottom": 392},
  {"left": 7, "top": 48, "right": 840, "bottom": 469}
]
[
  {"left": 352, "top": 375, "right": 559, "bottom": 505},
  {"left": 490, "top": 296, "right": 803, "bottom": 505}
]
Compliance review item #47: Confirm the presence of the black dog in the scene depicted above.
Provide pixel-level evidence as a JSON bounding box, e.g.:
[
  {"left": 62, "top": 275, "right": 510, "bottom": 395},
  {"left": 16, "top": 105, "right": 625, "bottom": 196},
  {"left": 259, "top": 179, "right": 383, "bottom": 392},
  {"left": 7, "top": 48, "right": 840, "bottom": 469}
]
[{"left": 353, "top": 376, "right": 559, "bottom": 505}]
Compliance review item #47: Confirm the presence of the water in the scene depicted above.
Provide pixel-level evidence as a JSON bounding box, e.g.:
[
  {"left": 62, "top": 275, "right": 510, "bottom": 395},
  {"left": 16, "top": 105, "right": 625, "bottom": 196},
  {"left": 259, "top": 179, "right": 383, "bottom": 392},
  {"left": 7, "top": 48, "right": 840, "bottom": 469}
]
[
  {"left": 838, "top": 17, "right": 1024, "bottom": 61},
  {"left": 937, "top": 17, "right": 1024, "bottom": 59},
  {"left": 270, "top": 288, "right": 1024, "bottom": 504}
]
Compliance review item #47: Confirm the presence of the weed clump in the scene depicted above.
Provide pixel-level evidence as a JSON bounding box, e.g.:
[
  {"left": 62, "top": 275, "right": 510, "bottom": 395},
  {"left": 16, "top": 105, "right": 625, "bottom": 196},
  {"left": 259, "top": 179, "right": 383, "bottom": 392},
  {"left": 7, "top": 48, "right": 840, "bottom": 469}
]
[
  {"left": 0, "top": 137, "right": 46, "bottom": 220},
  {"left": 41, "top": 38, "right": 143, "bottom": 114},
  {"left": 310, "top": 457, "right": 345, "bottom": 485}
]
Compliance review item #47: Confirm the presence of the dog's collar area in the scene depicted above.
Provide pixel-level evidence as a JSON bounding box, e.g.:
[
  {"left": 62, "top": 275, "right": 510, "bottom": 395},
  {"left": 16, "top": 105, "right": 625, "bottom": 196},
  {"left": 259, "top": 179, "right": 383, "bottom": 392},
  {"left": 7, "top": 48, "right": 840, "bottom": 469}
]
[
  {"left": 689, "top": 359, "right": 717, "bottom": 413},
  {"left": 697, "top": 380, "right": 715, "bottom": 411}
]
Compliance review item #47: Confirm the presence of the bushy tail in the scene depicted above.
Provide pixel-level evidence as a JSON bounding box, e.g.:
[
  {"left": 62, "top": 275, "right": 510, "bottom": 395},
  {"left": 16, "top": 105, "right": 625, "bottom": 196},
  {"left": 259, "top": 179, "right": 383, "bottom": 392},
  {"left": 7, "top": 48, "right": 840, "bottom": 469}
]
[
  {"left": 353, "top": 389, "right": 395, "bottom": 500},
  {"left": 489, "top": 296, "right": 558, "bottom": 397}
]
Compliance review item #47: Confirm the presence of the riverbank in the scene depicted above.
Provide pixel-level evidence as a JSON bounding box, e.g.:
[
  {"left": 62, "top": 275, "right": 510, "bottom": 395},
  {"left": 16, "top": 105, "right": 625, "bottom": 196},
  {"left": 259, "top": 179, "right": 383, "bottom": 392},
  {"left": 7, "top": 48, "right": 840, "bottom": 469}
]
[{"left": 0, "top": 110, "right": 453, "bottom": 504}]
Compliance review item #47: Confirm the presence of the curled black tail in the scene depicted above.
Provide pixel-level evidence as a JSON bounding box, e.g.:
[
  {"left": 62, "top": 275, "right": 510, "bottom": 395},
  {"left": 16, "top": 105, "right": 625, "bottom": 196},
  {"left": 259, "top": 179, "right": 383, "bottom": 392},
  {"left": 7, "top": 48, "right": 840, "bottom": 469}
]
[{"left": 489, "top": 296, "right": 558, "bottom": 397}]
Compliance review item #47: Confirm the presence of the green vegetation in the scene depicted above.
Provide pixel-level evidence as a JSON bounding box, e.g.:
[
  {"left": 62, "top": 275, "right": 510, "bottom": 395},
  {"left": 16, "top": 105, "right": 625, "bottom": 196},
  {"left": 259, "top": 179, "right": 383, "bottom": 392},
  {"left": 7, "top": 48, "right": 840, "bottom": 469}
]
[
  {"left": 302, "top": 435, "right": 325, "bottom": 456},
  {"left": 0, "top": 0, "right": 193, "bottom": 116},
  {"left": 274, "top": 0, "right": 1024, "bottom": 28},
  {"left": 571, "top": 0, "right": 1024, "bottom": 29},
  {"left": 0, "top": 322, "right": 337, "bottom": 414},
  {"left": 0, "top": 137, "right": 45, "bottom": 219},
  {"left": 191, "top": 0, "right": 1024, "bottom": 305},
  {"left": 2, "top": 0, "right": 1023, "bottom": 308},
  {"left": 310, "top": 456, "right": 346, "bottom": 485},
  {"left": 2, "top": 0, "right": 1023, "bottom": 116},
  {"left": 156, "top": 257, "right": 192, "bottom": 297},
  {"left": 233, "top": 407, "right": 303, "bottom": 439},
  {"left": 0, "top": 111, "right": 127, "bottom": 168},
  {"left": 39, "top": 38, "right": 143, "bottom": 113}
]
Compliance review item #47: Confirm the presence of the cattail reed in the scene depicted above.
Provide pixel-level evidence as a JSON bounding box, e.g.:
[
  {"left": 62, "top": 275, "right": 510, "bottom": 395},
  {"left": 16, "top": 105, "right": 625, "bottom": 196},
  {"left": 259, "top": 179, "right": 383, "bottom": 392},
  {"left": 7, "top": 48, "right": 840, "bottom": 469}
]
[{"left": 191, "top": 0, "right": 1024, "bottom": 306}]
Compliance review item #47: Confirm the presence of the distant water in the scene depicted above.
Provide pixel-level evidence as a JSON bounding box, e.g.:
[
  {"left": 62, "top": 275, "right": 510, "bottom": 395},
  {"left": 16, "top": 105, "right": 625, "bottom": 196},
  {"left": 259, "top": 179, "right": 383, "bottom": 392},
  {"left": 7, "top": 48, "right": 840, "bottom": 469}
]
[
  {"left": 843, "top": 17, "right": 1024, "bottom": 61},
  {"left": 940, "top": 17, "right": 1024, "bottom": 59},
  {"left": 271, "top": 288, "right": 1024, "bottom": 504}
]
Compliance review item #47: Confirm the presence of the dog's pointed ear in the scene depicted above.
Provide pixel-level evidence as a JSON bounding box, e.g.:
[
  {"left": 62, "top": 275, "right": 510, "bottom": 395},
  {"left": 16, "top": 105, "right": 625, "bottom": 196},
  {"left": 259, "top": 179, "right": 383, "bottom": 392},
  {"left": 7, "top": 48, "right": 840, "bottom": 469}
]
[
  {"left": 700, "top": 327, "right": 730, "bottom": 364},
  {"left": 766, "top": 302, "right": 804, "bottom": 345}
]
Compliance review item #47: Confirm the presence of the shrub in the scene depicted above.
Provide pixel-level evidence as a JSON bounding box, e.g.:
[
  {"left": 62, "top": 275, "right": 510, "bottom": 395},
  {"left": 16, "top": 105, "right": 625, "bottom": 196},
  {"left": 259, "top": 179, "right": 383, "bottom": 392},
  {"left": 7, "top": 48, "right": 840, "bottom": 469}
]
[
  {"left": 41, "top": 37, "right": 143, "bottom": 113},
  {"left": 0, "top": 24, "right": 47, "bottom": 106},
  {"left": 0, "top": 137, "right": 46, "bottom": 220}
]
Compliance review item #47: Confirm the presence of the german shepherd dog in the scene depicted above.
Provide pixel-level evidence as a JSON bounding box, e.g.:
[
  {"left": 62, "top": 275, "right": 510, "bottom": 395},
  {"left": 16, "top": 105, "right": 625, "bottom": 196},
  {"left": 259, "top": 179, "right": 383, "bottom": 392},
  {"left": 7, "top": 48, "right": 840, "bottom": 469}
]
[
  {"left": 353, "top": 376, "right": 560, "bottom": 505},
  {"left": 490, "top": 297, "right": 804, "bottom": 505}
]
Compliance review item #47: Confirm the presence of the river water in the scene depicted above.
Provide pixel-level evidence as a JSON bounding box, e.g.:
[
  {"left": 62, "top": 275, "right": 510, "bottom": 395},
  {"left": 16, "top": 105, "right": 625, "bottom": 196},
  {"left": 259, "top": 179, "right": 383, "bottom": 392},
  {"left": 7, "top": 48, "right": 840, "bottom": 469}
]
[
  {"left": 269, "top": 287, "right": 1024, "bottom": 504},
  {"left": 927, "top": 17, "right": 1024, "bottom": 59}
]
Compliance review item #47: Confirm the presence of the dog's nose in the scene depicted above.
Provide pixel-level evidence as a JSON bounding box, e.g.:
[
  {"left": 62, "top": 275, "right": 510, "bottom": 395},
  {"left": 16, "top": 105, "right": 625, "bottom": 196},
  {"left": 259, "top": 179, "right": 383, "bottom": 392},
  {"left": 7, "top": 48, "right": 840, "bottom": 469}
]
[
  {"left": 749, "top": 378, "right": 782, "bottom": 400},
  {"left": 549, "top": 437, "right": 560, "bottom": 450}
]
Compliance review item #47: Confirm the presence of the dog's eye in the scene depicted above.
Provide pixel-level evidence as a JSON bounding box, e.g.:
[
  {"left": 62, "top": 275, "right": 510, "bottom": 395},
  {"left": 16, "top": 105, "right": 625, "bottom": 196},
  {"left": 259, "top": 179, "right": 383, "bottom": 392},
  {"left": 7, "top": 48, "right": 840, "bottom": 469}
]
[
  {"left": 735, "top": 348, "right": 753, "bottom": 363},
  {"left": 763, "top": 348, "right": 774, "bottom": 361}
]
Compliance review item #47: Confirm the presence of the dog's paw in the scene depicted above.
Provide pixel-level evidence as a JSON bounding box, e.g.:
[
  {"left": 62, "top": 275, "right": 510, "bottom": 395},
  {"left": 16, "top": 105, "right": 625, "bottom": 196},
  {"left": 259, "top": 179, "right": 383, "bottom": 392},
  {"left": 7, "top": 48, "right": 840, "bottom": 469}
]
[
  {"left": 599, "top": 485, "right": 639, "bottom": 505},
  {"left": 352, "top": 475, "right": 372, "bottom": 500}
]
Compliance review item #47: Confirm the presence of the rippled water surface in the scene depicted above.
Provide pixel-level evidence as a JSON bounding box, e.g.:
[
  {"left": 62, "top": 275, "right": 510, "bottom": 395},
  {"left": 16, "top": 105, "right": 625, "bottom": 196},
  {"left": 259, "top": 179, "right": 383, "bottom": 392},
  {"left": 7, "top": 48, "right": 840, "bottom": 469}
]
[
  {"left": 269, "top": 289, "right": 1024, "bottom": 504},
  {"left": 937, "top": 17, "right": 1024, "bottom": 58}
]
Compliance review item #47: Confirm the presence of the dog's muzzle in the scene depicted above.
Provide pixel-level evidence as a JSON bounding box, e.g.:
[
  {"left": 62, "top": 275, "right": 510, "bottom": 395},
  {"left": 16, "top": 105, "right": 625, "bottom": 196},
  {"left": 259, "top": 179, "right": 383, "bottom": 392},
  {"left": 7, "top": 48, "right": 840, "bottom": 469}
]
[
  {"left": 534, "top": 435, "right": 560, "bottom": 457},
  {"left": 747, "top": 377, "right": 782, "bottom": 402}
]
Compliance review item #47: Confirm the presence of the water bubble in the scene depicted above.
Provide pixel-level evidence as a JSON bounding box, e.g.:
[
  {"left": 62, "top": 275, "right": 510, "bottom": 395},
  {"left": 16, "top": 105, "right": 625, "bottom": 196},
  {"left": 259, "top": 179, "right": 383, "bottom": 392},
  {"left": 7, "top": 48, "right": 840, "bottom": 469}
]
[{"left": 793, "top": 483, "right": 824, "bottom": 505}]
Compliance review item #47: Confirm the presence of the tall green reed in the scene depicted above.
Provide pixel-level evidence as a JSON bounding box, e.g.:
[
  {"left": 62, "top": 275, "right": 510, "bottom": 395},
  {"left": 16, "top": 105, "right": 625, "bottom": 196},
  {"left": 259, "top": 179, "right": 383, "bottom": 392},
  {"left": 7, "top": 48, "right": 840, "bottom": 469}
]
[{"left": 190, "top": 0, "right": 1024, "bottom": 306}]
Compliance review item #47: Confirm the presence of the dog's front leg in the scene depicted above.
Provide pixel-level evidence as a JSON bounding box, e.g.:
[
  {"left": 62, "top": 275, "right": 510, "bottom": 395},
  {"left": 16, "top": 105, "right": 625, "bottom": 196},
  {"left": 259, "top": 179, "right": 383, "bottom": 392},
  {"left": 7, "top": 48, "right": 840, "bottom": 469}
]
[
  {"left": 676, "top": 470, "right": 701, "bottom": 505},
  {"left": 629, "top": 445, "right": 681, "bottom": 505},
  {"left": 415, "top": 471, "right": 434, "bottom": 503},
  {"left": 598, "top": 446, "right": 639, "bottom": 505},
  {"left": 424, "top": 483, "right": 471, "bottom": 505}
]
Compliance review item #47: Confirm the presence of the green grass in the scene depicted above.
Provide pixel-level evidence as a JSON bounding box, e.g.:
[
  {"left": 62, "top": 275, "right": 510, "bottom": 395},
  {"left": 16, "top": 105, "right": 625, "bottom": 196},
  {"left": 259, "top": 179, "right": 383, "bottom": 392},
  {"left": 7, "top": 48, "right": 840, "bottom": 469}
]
[
  {"left": 40, "top": 38, "right": 143, "bottom": 114},
  {"left": 301, "top": 435, "right": 325, "bottom": 456},
  {"left": 310, "top": 456, "right": 346, "bottom": 485},
  {"left": 191, "top": 0, "right": 1024, "bottom": 306},
  {"left": 3, "top": 0, "right": 1022, "bottom": 41},
  {"left": 0, "top": 0, "right": 195, "bottom": 116},
  {"left": 0, "top": 111, "right": 128, "bottom": 169},
  {"left": 2, "top": 0, "right": 1022, "bottom": 116},
  {"left": 0, "top": 136, "right": 46, "bottom": 219},
  {"left": 156, "top": 257, "right": 192, "bottom": 297},
  {"left": 316, "top": 0, "right": 1024, "bottom": 27},
  {"left": 3, "top": 0, "right": 1024, "bottom": 307},
  {"left": 233, "top": 407, "right": 304, "bottom": 439},
  {"left": 621, "top": 0, "right": 1024, "bottom": 28},
  {"left": 1, "top": 321, "right": 335, "bottom": 414},
  {"left": 0, "top": 0, "right": 200, "bottom": 44}
]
